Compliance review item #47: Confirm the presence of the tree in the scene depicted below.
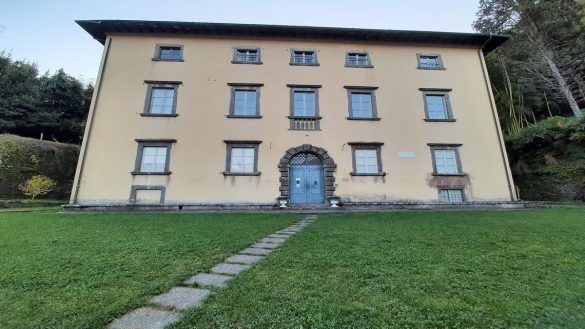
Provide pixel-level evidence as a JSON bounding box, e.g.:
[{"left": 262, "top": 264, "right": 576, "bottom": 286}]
[
  {"left": 18, "top": 175, "right": 56, "bottom": 200},
  {"left": 0, "top": 53, "right": 93, "bottom": 143},
  {"left": 474, "top": 0, "right": 584, "bottom": 118}
]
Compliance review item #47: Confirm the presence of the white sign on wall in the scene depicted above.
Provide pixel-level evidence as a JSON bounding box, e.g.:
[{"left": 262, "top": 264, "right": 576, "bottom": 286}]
[{"left": 398, "top": 151, "right": 416, "bottom": 158}]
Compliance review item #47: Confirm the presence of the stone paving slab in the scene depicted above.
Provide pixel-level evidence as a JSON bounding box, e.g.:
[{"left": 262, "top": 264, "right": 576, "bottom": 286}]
[
  {"left": 260, "top": 237, "right": 287, "bottom": 244},
  {"left": 151, "top": 287, "right": 210, "bottom": 311},
  {"left": 109, "top": 307, "right": 181, "bottom": 329},
  {"left": 268, "top": 234, "right": 291, "bottom": 239},
  {"left": 285, "top": 227, "right": 304, "bottom": 231},
  {"left": 240, "top": 247, "right": 273, "bottom": 255},
  {"left": 211, "top": 263, "right": 251, "bottom": 275},
  {"left": 225, "top": 254, "right": 264, "bottom": 264},
  {"left": 184, "top": 273, "right": 232, "bottom": 288},
  {"left": 251, "top": 242, "right": 281, "bottom": 249},
  {"left": 276, "top": 230, "right": 296, "bottom": 235}
]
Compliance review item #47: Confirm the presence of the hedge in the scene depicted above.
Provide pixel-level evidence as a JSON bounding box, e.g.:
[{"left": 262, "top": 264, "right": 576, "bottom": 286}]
[{"left": 0, "top": 134, "right": 79, "bottom": 199}]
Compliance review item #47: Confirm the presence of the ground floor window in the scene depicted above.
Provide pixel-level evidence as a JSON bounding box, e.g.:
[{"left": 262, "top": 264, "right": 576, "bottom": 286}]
[
  {"left": 348, "top": 142, "right": 385, "bottom": 176},
  {"left": 223, "top": 141, "right": 262, "bottom": 175},
  {"left": 132, "top": 139, "right": 175, "bottom": 175},
  {"left": 438, "top": 188, "right": 464, "bottom": 203}
]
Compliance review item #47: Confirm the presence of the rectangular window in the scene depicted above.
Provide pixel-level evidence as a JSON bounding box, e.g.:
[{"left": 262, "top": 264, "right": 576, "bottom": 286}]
[
  {"left": 293, "top": 91, "right": 316, "bottom": 116},
  {"left": 288, "top": 85, "right": 321, "bottom": 130},
  {"left": 233, "top": 48, "right": 261, "bottom": 64},
  {"left": 421, "top": 89, "right": 453, "bottom": 121},
  {"left": 228, "top": 83, "right": 263, "bottom": 117},
  {"left": 349, "top": 143, "right": 384, "bottom": 175},
  {"left": 417, "top": 54, "right": 444, "bottom": 70},
  {"left": 153, "top": 45, "right": 183, "bottom": 61},
  {"left": 133, "top": 139, "right": 175, "bottom": 175},
  {"left": 291, "top": 49, "right": 317, "bottom": 65},
  {"left": 224, "top": 141, "right": 262, "bottom": 175},
  {"left": 430, "top": 146, "right": 462, "bottom": 175},
  {"left": 141, "top": 147, "right": 167, "bottom": 172},
  {"left": 346, "top": 52, "right": 372, "bottom": 67},
  {"left": 143, "top": 81, "right": 180, "bottom": 116},
  {"left": 438, "top": 189, "right": 464, "bottom": 203},
  {"left": 346, "top": 87, "right": 378, "bottom": 119}
]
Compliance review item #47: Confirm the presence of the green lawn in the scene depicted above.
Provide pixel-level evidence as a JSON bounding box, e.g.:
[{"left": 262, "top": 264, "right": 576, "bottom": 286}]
[
  {"left": 0, "top": 211, "right": 299, "bottom": 329},
  {"left": 173, "top": 208, "right": 585, "bottom": 329}
]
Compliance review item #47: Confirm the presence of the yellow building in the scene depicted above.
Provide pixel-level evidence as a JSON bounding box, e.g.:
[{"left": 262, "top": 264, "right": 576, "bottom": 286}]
[{"left": 68, "top": 20, "right": 518, "bottom": 210}]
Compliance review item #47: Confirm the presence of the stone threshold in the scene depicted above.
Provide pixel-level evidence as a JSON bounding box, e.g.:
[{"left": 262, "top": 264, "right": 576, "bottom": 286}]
[{"left": 108, "top": 215, "right": 317, "bottom": 329}]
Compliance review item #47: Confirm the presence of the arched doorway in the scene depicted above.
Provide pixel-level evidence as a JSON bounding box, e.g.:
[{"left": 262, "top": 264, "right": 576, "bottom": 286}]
[
  {"left": 289, "top": 153, "right": 324, "bottom": 204},
  {"left": 277, "top": 144, "right": 337, "bottom": 206}
]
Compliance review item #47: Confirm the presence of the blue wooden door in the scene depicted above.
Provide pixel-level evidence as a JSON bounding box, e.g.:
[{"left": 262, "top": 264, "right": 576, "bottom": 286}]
[{"left": 289, "top": 154, "right": 324, "bottom": 204}]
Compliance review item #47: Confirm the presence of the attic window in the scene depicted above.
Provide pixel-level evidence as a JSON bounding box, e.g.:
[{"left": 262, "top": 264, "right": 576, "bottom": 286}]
[{"left": 153, "top": 45, "right": 183, "bottom": 61}]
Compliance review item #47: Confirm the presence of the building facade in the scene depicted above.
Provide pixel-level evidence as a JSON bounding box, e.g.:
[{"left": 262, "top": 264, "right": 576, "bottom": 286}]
[{"left": 69, "top": 20, "right": 517, "bottom": 209}]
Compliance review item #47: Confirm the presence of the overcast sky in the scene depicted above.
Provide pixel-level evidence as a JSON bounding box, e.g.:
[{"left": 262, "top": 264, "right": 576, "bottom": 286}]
[{"left": 1, "top": 0, "right": 480, "bottom": 83}]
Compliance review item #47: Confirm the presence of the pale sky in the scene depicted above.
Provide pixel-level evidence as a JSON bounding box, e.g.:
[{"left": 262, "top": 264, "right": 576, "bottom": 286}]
[{"left": 0, "top": 0, "right": 480, "bottom": 83}]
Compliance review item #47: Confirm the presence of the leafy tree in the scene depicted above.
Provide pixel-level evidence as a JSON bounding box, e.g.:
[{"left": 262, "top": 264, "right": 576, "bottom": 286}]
[
  {"left": 0, "top": 53, "right": 93, "bottom": 143},
  {"left": 18, "top": 175, "right": 56, "bottom": 200},
  {"left": 475, "top": 0, "right": 584, "bottom": 118}
]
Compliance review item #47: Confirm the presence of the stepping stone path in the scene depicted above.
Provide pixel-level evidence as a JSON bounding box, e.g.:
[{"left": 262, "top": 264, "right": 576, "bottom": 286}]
[{"left": 108, "top": 215, "right": 317, "bottom": 329}]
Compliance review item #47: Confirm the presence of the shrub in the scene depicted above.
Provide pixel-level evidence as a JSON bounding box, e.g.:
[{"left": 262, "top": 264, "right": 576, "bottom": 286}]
[
  {"left": 0, "top": 134, "right": 79, "bottom": 198},
  {"left": 19, "top": 175, "right": 56, "bottom": 199}
]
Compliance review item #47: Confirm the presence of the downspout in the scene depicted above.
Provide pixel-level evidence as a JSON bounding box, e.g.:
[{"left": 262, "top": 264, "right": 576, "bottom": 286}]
[
  {"left": 70, "top": 36, "right": 112, "bottom": 204},
  {"left": 477, "top": 44, "right": 518, "bottom": 201}
]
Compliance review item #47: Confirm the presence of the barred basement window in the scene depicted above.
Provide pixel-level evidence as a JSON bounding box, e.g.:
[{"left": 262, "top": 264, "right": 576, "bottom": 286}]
[{"left": 438, "top": 189, "right": 464, "bottom": 203}]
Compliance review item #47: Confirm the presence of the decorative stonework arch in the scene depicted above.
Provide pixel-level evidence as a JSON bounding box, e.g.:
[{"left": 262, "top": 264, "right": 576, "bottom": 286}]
[{"left": 278, "top": 144, "right": 337, "bottom": 202}]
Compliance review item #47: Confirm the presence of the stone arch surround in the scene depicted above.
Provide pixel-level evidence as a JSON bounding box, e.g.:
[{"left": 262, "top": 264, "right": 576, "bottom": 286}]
[{"left": 277, "top": 144, "right": 337, "bottom": 202}]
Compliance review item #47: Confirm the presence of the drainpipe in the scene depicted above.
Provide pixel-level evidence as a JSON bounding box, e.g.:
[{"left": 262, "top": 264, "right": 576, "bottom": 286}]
[{"left": 70, "top": 36, "right": 112, "bottom": 204}]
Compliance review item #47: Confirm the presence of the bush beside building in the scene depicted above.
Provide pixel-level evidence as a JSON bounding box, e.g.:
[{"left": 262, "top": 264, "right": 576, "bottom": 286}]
[{"left": 0, "top": 134, "right": 79, "bottom": 199}]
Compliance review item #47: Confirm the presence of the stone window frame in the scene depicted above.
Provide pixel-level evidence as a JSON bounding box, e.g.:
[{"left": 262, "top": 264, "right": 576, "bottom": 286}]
[
  {"left": 152, "top": 44, "right": 184, "bottom": 62},
  {"left": 345, "top": 51, "right": 374, "bottom": 68},
  {"left": 420, "top": 88, "right": 455, "bottom": 122},
  {"left": 416, "top": 53, "right": 445, "bottom": 70},
  {"left": 232, "top": 47, "right": 262, "bottom": 64},
  {"left": 287, "top": 84, "right": 322, "bottom": 130},
  {"left": 142, "top": 80, "right": 182, "bottom": 117},
  {"left": 129, "top": 185, "right": 166, "bottom": 204},
  {"left": 289, "top": 48, "right": 319, "bottom": 66},
  {"left": 348, "top": 142, "right": 386, "bottom": 176},
  {"left": 428, "top": 143, "right": 466, "bottom": 176},
  {"left": 437, "top": 186, "right": 466, "bottom": 203},
  {"left": 132, "top": 139, "right": 176, "bottom": 175},
  {"left": 345, "top": 86, "right": 380, "bottom": 121},
  {"left": 226, "top": 83, "right": 263, "bottom": 118},
  {"left": 223, "top": 140, "right": 262, "bottom": 176}
]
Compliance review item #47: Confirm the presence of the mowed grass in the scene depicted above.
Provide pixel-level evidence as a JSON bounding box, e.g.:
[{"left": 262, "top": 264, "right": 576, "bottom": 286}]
[
  {"left": 174, "top": 208, "right": 585, "bottom": 329},
  {"left": 0, "top": 211, "right": 299, "bottom": 329}
]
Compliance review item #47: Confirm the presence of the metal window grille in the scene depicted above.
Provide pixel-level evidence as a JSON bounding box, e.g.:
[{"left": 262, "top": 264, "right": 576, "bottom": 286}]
[
  {"left": 290, "top": 153, "right": 322, "bottom": 165},
  {"left": 438, "top": 189, "right": 464, "bottom": 203}
]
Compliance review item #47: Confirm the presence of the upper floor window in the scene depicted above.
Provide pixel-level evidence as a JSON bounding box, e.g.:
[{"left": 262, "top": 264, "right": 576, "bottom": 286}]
[
  {"left": 417, "top": 54, "right": 444, "bottom": 70},
  {"left": 290, "top": 49, "right": 318, "bottom": 65},
  {"left": 429, "top": 144, "right": 463, "bottom": 175},
  {"left": 227, "top": 83, "right": 263, "bottom": 118},
  {"left": 349, "top": 143, "right": 385, "bottom": 176},
  {"left": 223, "top": 141, "right": 262, "bottom": 176},
  {"left": 288, "top": 84, "right": 322, "bottom": 130},
  {"left": 132, "top": 139, "right": 176, "bottom": 175},
  {"left": 142, "top": 81, "right": 181, "bottom": 117},
  {"left": 346, "top": 52, "right": 372, "bottom": 67},
  {"left": 420, "top": 88, "right": 454, "bottom": 121},
  {"left": 345, "top": 86, "right": 379, "bottom": 120},
  {"left": 153, "top": 45, "right": 183, "bottom": 61},
  {"left": 233, "top": 47, "right": 262, "bottom": 64}
]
